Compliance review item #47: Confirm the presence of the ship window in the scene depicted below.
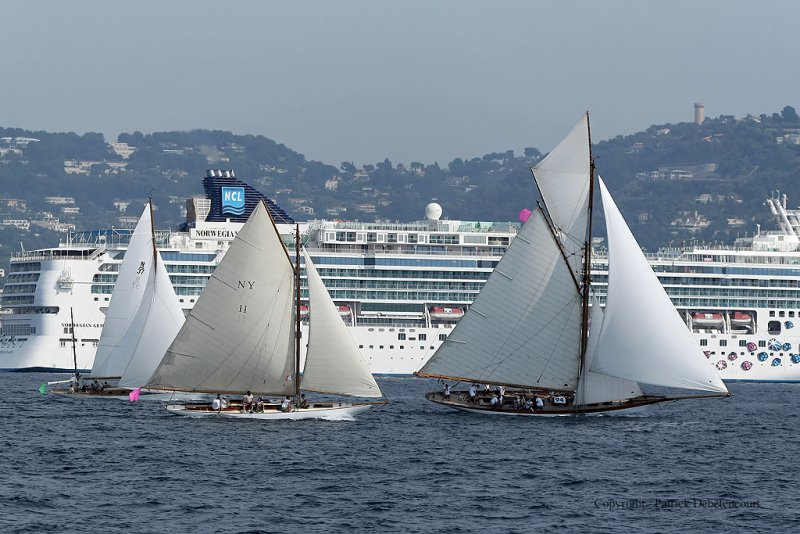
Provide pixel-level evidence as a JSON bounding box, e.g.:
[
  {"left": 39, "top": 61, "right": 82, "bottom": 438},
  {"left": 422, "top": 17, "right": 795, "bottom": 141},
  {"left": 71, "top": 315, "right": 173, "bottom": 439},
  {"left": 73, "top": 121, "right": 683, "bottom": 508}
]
[
  {"left": 430, "top": 346, "right": 434, "bottom": 350},
  {"left": 418, "top": 334, "right": 427, "bottom": 341},
  {"left": 739, "top": 340, "right": 747, "bottom": 347},
  {"left": 398, "top": 333, "right": 406, "bottom": 340},
  {"left": 179, "top": 299, "right": 184, "bottom": 303},
  {"left": 369, "top": 345, "right": 374, "bottom": 349},
  {"left": 399, "top": 345, "right": 404, "bottom": 349},
  {"left": 94, "top": 297, "right": 98, "bottom": 301},
  {"left": 358, "top": 345, "right": 364, "bottom": 349},
  {"left": 389, "top": 345, "right": 394, "bottom": 349},
  {"left": 700, "top": 339, "right": 708, "bottom": 346},
  {"left": 379, "top": 345, "right": 384, "bottom": 349},
  {"left": 769, "top": 311, "right": 775, "bottom": 317},
  {"left": 768, "top": 321, "right": 782, "bottom": 335},
  {"left": 779, "top": 311, "right": 786, "bottom": 317},
  {"left": 759, "top": 341, "right": 766, "bottom": 347},
  {"left": 439, "top": 334, "right": 447, "bottom": 341},
  {"left": 719, "top": 340, "right": 727, "bottom": 347}
]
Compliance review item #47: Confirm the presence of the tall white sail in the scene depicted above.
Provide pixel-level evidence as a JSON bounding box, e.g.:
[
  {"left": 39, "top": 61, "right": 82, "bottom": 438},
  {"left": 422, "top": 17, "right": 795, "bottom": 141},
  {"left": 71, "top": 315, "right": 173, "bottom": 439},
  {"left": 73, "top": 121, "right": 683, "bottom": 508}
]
[
  {"left": 146, "top": 201, "right": 296, "bottom": 395},
  {"left": 531, "top": 114, "right": 592, "bottom": 276},
  {"left": 300, "top": 250, "right": 382, "bottom": 398},
  {"left": 589, "top": 178, "right": 728, "bottom": 393},
  {"left": 576, "top": 298, "right": 642, "bottom": 405},
  {"left": 117, "top": 255, "right": 185, "bottom": 388},
  {"left": 418, "top": 206, "right": 583, "bottom": 390},
  {"left": 91, "top": 203, "right": 156, "bottom": 378}
]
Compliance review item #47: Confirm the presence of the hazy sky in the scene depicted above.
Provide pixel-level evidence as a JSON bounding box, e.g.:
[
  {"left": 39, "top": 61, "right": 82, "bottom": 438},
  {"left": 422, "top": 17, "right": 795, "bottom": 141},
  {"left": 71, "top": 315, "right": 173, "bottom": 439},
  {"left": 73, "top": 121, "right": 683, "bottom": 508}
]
[{"left": 2, "top": 1, "right": 798, "bottom": 166}]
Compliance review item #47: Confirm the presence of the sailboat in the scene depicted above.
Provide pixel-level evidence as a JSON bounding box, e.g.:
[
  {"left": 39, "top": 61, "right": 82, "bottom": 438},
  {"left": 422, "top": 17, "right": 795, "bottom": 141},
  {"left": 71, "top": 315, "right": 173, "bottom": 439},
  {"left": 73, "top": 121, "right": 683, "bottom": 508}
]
[
  {"left": 52, "top": 201, "right": 186, "bottom": 398},
  {"left": 416, "top": 114, "right": 729, "bottom": 416},
  {"left": 145, "top": 199, "right": 385, "bottom": 420}
]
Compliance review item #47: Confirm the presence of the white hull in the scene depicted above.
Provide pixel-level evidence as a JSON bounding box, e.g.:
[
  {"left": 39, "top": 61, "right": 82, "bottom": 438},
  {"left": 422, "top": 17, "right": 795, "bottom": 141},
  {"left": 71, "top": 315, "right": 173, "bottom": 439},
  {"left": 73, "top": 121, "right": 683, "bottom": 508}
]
[{"left": 165, "top": 402, "right": 377, "bottom": 420}]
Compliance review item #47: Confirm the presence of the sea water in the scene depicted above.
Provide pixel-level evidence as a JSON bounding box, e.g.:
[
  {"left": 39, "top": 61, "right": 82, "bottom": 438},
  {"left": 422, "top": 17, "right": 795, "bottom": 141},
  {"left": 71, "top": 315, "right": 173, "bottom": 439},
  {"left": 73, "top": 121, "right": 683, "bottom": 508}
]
[{"left": 1, "top": 375, "right": 795, "bottom": 533}]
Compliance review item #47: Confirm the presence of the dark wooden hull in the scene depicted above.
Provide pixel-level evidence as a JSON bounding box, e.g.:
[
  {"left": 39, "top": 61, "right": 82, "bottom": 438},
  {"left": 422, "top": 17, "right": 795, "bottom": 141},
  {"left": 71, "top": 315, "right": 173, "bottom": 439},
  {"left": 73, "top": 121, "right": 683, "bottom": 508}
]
[{"left": 425, "top": 391, "right": 680, "bottom": 416}]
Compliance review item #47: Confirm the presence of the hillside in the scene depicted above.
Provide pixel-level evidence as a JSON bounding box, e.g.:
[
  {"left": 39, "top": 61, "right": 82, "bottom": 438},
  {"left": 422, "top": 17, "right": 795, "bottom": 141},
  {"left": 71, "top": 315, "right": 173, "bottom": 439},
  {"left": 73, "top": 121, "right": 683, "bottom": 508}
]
[{"left": 1, "top": 106, "right": 800, "bottom": 278}]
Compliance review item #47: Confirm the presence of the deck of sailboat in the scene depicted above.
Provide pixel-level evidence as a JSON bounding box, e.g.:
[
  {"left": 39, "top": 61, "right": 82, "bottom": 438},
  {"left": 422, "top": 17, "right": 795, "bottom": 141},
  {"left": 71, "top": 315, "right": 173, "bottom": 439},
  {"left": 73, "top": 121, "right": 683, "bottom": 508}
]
[
  {"left": 165, "top": 400, "right": 386, "bottom": 420},
  {"left": 425, "top": 391, "right": 721, "bottom": 416}
]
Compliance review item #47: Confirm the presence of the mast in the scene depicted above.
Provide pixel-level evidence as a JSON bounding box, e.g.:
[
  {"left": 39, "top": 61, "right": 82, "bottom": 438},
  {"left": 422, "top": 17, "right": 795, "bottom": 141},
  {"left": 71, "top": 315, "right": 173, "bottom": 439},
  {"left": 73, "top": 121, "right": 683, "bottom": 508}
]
[
  {"left": 70, "top": 307, "right": 79, "bottom": 382},
  {"left": 578, "top": 111, "right": 596, "bottom": 378},
  {"left": 294, "top": 224, "right": 302, "bottom": 401},
  {"left": 148, "top": 198, "right": 158, "bottom": 267}
]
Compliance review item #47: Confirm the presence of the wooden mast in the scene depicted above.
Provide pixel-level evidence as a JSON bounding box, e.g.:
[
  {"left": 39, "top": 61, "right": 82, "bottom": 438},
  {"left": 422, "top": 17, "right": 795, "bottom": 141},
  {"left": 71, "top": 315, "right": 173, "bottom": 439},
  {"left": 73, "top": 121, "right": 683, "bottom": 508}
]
[
  {"left": 294, "top": 224, "right": 302, "bottom": 402},
  {"left": 578, "top": 111, "right": 596, "bottom": 379}
]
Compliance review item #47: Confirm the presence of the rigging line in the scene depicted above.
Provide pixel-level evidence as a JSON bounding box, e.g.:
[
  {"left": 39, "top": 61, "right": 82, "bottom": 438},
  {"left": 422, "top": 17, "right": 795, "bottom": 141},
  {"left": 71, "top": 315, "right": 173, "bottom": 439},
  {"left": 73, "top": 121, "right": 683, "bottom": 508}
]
[{"left": 536, "top": 202, "right": 582, "bottom": 293}]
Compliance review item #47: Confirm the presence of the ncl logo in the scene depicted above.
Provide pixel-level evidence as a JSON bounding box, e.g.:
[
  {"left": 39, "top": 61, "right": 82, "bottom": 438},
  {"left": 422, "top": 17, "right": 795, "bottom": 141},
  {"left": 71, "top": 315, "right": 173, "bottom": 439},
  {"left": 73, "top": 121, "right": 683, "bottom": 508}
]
[{"left": 221, "top": 187, "right": 245, "bottom": 216}]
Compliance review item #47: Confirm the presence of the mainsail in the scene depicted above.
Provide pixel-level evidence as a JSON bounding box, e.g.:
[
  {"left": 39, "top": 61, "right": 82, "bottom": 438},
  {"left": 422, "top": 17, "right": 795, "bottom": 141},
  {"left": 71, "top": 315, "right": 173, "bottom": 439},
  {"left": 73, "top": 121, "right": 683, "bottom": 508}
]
[
  {"left": 91, "top": 202, "right": 183, "bottom": 382},
  {"left": 300, "top": 249, "right": 382, "bottom": 398},
  {"left": 589, "top": 178, "right": 728, "bottom": 393},
  {"left": 417, "top": 205, "right": 583, "bottom": 390},
  {"left": 146, "top": 200, "right": 296, "bottom": 395}
]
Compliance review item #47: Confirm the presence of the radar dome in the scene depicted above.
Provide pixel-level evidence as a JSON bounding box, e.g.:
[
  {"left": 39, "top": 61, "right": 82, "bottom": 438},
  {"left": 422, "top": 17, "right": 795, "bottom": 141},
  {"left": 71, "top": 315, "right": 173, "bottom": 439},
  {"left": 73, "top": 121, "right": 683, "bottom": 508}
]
[{"left": 425, "top": 202, "right": 442, "bottom": 221}]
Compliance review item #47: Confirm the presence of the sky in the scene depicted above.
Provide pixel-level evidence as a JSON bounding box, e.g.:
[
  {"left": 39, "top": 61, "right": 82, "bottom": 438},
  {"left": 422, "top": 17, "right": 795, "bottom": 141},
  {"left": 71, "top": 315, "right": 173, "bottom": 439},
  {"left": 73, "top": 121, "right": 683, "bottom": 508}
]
[{"left": 2, "top": 1, "right": 798, "bottom": 166}]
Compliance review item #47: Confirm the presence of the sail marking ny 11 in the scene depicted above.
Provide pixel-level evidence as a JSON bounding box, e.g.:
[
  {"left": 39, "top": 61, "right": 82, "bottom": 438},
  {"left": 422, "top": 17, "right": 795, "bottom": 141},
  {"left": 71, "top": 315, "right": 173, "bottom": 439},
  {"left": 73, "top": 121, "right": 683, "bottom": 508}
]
[
  {"left": 418, "top": 113, "right": 728, "bottom": 415},
  {"left": 146, "top": 199, "right": 383, "bottom": 419}
]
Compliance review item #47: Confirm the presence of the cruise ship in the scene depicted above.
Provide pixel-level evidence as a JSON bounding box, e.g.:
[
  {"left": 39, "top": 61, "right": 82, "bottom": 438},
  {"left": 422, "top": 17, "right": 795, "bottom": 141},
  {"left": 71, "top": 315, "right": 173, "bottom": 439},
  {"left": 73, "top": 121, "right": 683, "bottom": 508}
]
[{"left": 2, "top": 170, "right": 800, "bottom": 381}]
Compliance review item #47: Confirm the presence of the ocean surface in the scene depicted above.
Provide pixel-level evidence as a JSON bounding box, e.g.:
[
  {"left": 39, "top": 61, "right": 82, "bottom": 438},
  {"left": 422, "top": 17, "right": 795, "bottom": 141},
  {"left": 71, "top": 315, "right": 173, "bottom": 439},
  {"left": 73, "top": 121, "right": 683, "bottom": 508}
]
[{"left": 1, "top": 374, "right": 796, "bottom": 533}]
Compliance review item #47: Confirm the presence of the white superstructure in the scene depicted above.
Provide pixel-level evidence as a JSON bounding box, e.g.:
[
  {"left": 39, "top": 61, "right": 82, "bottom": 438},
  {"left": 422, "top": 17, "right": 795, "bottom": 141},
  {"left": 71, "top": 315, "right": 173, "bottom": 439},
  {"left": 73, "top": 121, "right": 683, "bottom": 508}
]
[{"left": 2, "top": 171, "right": 800, "bottom": 382}]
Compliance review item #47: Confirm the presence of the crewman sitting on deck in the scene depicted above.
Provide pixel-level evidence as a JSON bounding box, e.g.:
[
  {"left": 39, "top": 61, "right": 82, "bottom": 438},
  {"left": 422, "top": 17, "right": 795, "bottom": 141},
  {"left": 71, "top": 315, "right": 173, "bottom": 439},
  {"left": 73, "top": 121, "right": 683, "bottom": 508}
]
[
  {"left": 468, "top": 384, "right": 477, "bottom": 402},
  {"left": 212, "top": 394, "right": 222, "bottom": 411},
  {"left": 242, "top": 390, "right": 254, "bottom": 412},
  {"left": 281, "top": 396, "right": 292, "bottom": 412}
]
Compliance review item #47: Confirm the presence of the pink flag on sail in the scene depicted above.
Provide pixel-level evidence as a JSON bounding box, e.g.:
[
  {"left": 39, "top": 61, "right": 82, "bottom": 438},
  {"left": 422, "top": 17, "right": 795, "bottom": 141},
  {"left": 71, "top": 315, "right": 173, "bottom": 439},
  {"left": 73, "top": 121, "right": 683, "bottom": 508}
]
[
  {"left": 129, "top": 387, "right": 142, "bottom": 402},
  {"left": 519, "top": 208, "right": 532, "bottom": 222}
]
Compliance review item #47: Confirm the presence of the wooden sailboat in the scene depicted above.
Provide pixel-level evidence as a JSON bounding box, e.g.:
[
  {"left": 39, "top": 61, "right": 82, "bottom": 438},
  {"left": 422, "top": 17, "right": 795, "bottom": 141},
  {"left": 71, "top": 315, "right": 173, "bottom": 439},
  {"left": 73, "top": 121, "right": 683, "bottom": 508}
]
[
  {"left": 52, "top": 201, "right": 186, "bottom": 399},
  {"left": 146, "top": 200, "right": 385, "bottom": 420},
  {"left": 416, "top": 114, "right": 730, "bottom": 416}
]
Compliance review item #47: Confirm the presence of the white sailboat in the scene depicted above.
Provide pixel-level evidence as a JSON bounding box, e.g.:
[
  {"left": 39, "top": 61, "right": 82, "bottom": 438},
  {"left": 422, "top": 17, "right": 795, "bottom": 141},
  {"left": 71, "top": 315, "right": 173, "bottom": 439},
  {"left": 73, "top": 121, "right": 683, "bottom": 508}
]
[
  {"left": 416, "top": 114, "right": 729, "bottom": 415},
  {"left": 146, "top": 200, "right": 385, "bottom": 420},
  {"left": 52, "top": 201, "right": 186, "bottom": 398}
]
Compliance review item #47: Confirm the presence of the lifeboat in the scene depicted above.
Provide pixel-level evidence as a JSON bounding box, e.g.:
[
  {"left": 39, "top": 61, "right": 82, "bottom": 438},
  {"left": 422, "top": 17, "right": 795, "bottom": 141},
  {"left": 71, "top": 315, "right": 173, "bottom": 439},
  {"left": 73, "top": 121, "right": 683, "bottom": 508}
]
[
  {"left": 691, "top": 312, "right": 724, "bottom": 328},
  {"left": 731, "top": 311, "right": 753, "bottom": 326},
  {"left": 299, "top": 305, "right": 309, "bottom": 318},
  {"left": 430, "top": 306, "right": 465, "bottom": 321},
  {"left": 337, "top": 305, "right": 352, "bottom": 317}
]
